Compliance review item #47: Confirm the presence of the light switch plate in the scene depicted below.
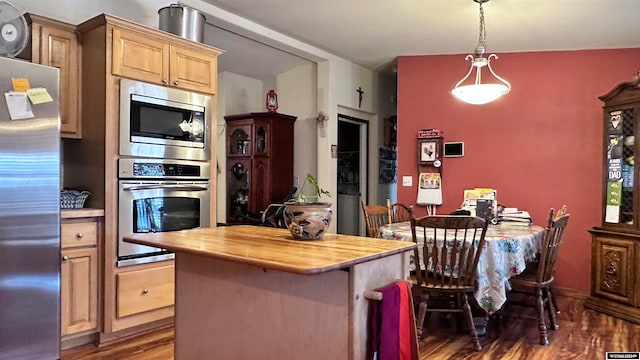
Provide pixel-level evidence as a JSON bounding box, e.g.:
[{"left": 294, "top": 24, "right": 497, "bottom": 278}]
[{"left": 402, "top": 176, "right": 412, "bottom": 186}]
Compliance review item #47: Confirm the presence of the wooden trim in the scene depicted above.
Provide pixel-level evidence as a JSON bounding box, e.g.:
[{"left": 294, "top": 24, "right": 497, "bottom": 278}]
[
  {"left": 97, "top": 320, "right": 173, "bottom": 348},
  {"left": 24, "top": 13, "right": 76, "bottom": 30},
  {"left": 61, "top": 332, "right": 98, "bottom": 350},
  {"left": 77, "top": 14, "right": 223, "bottom": 56},
  {"left": 552, "top": 286, "right": 589, "bottom": 300},
  {"left": 584, "top": 296, "right": 640, "bottom": 324},
  {"left": 61, "top": 208, "right": 105, "bottom": 219}
]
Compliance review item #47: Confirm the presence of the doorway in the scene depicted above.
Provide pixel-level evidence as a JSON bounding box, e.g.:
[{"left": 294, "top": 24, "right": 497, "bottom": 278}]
[{"left": 337, "top": 115, "right": 368, "bottom": 236}]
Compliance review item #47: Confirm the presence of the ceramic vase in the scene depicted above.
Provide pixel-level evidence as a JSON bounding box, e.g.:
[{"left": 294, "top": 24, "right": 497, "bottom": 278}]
[{"left": 283, "top": 202, "right": 332, "bottom": 240}]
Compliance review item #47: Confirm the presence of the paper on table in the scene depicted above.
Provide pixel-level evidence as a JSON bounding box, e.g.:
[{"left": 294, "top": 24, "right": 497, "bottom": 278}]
[
  {"left": 4, "top": 92, "right": 34, "bottom": 120},
  {"left": 26, "top": 87, "right": 54, "bottom": 104}
]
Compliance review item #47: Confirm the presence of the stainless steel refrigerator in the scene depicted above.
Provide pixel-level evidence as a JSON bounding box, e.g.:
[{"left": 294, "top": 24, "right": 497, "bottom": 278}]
[{"left": 0, "top": 56, "right": 61, "bottom": 359}]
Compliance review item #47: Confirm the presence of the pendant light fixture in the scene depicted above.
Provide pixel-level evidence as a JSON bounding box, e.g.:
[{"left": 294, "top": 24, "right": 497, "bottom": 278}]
[{"left": 451, "top": 0, "right": 510, "bottom": 105}]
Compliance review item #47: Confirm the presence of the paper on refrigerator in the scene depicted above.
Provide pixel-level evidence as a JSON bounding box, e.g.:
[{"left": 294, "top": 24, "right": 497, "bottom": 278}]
[{"left": 4, "top": 92, "right": 34, "bottom": 120}]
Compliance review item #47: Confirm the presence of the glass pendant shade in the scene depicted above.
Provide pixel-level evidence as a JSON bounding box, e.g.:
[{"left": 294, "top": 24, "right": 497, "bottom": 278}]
[
  {"left": 451, "top": 54, "right": 510, "bottom": 105},
  {"left": 452, "top": 0, "right": 510, "bottom": 105},
  {"left": 451, "top": 84, "right": 508, "bottom": 105}
]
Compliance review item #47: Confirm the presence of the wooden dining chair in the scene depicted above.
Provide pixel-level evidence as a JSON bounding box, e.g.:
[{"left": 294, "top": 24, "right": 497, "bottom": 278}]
[
  {"left": 410, "top": 215, "right": 489, "bottom": 352},
  {"left": 386, "top": 199, "right": 413, "bottom": 224},
  {"left": 506, "top": 207, "right": 570, "bottom": 346},
  {"left": 548, "top": 204, "right": 567, "bottom": 313},
  {"left": 360, "top": 199, "right": 390, "bottom": 238}
]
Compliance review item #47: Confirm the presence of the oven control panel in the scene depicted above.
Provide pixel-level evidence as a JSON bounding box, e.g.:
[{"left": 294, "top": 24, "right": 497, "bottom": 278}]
[
  {"left": 133, "top": 162, "right": 200, "bottom": 177},
  {"left": 119, "top": 158, "right": 209, "bottom": 180}
]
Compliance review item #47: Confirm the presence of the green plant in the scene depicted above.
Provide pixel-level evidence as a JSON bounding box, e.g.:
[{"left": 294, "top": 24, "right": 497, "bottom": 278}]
[{"left": 291, "top": 173, "right": 331, "bottom": 203}]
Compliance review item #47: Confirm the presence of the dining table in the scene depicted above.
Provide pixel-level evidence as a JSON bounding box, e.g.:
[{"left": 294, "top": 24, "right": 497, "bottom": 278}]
[{"left": 378, "top": 220, "right": 545, "bottom": 314}]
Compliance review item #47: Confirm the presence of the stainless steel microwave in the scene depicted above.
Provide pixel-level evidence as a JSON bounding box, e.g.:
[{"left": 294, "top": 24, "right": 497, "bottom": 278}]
[{"left": 119, "top": 79, "right": 212, "bottom": 161}]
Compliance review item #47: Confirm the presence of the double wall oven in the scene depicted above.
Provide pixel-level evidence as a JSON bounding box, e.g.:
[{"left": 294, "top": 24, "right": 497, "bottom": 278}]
[{"left": 117, "top": 79, "right": 212, "bottom": 267}]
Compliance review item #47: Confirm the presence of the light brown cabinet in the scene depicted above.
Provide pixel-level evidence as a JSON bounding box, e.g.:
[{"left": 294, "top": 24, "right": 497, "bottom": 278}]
[
  {"left": 585, "top": 75, "right": 640, "bottom": 324},
  {"left": 20, "top": 14, "right": 82, "bottom": 138},
  {"left": 61, "top": 247, "right": 98, "bottom": 336},
  {"left": 60, "top": 212, "right": 102, "bottom": 338},
  {"left": 112, "top": 27, "right": 217, "bottom": 94},
  {"left": 115, "top": 265, "right": 175, "bottom": 318},
  {"left": 68, "top": 14, "right": 221, "bottom": 338}
]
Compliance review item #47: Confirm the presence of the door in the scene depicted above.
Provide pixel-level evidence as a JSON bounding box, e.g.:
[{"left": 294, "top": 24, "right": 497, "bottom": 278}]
[
  {"left": 118, "top": 180, "right": 211, "bottom": 266},
  {"left": 61, "top": 247, "right": 98, "bottom": 335},
  {"left": 337, "top": 115, "right": 368, "bottom": 235}
]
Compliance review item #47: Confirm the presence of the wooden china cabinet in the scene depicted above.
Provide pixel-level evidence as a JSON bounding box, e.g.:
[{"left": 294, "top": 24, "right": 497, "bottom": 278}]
[
  {"left": 585, "top": 75, "right": 640, "bottom": 324},
  {"left": 225, "top": 112, "right": 296, "bottom": 224}
]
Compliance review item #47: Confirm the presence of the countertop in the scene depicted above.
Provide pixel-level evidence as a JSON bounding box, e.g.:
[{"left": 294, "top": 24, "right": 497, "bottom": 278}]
[
  {"left": 123, "top": 225, "right": 415, "bottom": 275},
  {"left": 61, "top": 208, "right": 104, "bottom": 219}
]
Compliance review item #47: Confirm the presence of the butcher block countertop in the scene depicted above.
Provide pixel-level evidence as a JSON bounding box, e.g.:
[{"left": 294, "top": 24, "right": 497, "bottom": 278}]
[{"left": 123, "top": 225, "right": 416, "bottom": 275}]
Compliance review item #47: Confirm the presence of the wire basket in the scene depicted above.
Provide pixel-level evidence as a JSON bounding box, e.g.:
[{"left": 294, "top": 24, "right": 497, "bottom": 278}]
[{"left": 61, "top": 189, "right": 91, "bottom": 209}]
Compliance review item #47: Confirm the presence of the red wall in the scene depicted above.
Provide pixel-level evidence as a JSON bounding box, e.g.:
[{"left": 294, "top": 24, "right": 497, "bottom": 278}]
[{"left": 397, "top": 49, "right": 640, "bottom": 292}]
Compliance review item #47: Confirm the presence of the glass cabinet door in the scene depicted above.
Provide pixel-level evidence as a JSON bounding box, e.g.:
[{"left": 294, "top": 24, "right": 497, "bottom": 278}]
[
  {"left": 228, "top": 126, "right": 251, "bottom": 156},
  {"left": 605, "top": 108, "right": 635, "bottom": 225},
  {"left": 253, "top": 122, "right": 271, "bottom": 155},
  {"left": 228, "top": 160, "right": 250, "bottom": 219},
  {"left": 256, "top": 127, "right": 266, "bottom": 154}
]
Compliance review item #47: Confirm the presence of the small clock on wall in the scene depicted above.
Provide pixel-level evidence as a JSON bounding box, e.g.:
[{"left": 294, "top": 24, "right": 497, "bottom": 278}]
[{"left": 265, "top": 90, "right": 278, "bottom": 113}]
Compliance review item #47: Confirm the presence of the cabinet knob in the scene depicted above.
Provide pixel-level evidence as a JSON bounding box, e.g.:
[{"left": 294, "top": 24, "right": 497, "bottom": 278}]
[
  {"left": 142, "top": 288, "right": 149, "bottom": 294},
  {"left": 76, "top": 233, "right": 84, "bottom": 239},
  {"left": 173, "top": 80, "right": 179, "bottom": 86},
  {"left": 62, "top": 255, "right": 69, "bottom": 261},
  {"left": 162, "top": 79, "right": 168, "bottom": 84}
]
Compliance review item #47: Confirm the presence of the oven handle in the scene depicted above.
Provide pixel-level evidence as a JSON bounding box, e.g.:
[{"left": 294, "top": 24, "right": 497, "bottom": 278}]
[{"left": 123, "top": 184, "right": 209, "bottom": 192}]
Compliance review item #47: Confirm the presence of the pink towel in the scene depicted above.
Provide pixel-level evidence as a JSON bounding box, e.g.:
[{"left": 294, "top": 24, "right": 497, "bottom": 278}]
[{"left": 370, "top": 281, "right": 419, "bottom": 360}]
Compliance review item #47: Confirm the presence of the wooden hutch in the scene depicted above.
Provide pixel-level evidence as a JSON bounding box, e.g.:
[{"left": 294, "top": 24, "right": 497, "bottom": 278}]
[
  {"left": 585, "top": 75, "right": 640, "bottom": 324},
  {"left": 224, "top": 112, "right": 296, "bottom": 224}
]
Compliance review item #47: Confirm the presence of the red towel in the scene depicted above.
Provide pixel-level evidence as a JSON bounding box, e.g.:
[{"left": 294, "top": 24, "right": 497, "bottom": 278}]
[{"left": 370, "top": 281, "right": 419, "bottom": 360}]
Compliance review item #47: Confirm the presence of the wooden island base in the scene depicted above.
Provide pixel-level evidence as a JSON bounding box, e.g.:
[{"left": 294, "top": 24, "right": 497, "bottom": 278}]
[{"left": 124, "top": 226, "right": 415, "bottom": 360}]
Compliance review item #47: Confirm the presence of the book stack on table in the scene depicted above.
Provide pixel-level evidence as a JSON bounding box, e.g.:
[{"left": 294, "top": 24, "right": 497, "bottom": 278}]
[{"left": 499, "top": 209, "right": 532, "bottom": 226}]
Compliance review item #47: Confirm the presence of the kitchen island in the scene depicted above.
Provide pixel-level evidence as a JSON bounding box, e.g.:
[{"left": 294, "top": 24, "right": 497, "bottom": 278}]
[{"left": 124, "top": 225, "right": 415, "bottom": 360}]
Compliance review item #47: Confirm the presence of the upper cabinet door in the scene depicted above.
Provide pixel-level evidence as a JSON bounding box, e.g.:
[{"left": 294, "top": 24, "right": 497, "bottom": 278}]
[
  {"left": 169, "top": 44, "right": 217, "bottom": 94},
  {"left": 21, "top": 14, "right": 82, "bottom": 138},
  {"left": 40, "top": 26, "right": 81, "bottom": 137},
  {"left": 111, "top": 27, "right": 170, "bottom": 86}
]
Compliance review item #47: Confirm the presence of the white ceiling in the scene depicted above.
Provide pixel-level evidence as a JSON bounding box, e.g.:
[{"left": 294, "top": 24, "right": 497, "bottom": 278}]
[{"left": 198, "top": 0, "right": 640, "bottom": 78}]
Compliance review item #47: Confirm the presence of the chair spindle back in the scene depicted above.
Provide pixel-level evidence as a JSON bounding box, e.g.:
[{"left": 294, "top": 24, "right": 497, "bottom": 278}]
[
  {"left": 537, "top": 209, "right": 570, "bottom": 284},
  {"left": 361, "top": 199, "right": 390, "bottom": 238},
  {"left": 410, "top": 215, "right": 488, "bottom": 289},
  {"left": 387, "top": 199, "right": 413, "bottom": 224}
]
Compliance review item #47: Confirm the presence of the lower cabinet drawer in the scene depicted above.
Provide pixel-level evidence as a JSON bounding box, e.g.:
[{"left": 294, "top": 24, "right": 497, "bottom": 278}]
[
  {"left": 116, "top": 265, "right": 175, "bottom": 318},
  {"left": 61, "top": 221, "right": 98, "bottom": 248}
]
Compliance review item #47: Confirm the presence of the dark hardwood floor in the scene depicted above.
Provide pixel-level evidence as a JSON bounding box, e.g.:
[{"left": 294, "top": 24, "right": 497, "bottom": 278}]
[{"left": 62, "top": 295, "right": 640, "bottom": 360}]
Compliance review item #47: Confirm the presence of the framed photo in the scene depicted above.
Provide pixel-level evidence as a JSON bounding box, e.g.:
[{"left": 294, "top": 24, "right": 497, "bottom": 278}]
[{"left": 418, "top": 139, "right": 439, "bottom": 164}]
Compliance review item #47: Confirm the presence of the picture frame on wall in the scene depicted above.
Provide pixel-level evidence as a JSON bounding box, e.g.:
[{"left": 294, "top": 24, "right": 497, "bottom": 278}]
[
  {"left": 418, "top": 139, "right": 439, "bottom": 164},
  {"left": 378, "top": 148, "right": 397, "bottom": 184}
]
